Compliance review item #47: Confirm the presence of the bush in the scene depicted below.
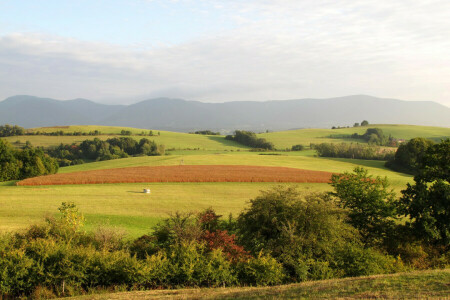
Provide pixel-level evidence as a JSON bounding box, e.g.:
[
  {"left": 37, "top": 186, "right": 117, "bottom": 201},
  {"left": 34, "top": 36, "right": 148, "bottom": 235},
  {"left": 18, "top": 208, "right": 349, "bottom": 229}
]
[
  {"left": 237, "top": 252, "right": 284, "bottom": 286},
  {"left": 333, "top": 244, "right": 404, "bottom": 277},
  {"left": 291, "top": 144, "right": 305, "bottom": 151}
]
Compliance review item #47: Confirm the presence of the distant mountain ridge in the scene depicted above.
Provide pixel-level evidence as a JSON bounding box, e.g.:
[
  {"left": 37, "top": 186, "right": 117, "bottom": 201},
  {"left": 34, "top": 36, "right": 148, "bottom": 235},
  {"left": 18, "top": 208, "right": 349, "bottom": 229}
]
[{"left": 0, "top": 95, "right": 449, "bottom": 132}]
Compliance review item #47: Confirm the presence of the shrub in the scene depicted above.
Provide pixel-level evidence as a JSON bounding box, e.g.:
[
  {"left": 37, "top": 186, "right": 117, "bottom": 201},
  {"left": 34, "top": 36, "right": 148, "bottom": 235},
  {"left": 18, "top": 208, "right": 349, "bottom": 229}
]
[
  {"left": 237, "top": 252, "right": 284, "bottom": 286},
  {"left": 333, "top": 244, "right": 404, "bottom": 277},
  {"left": 291, "top": 144, "right": 304, "bottom": 151}
]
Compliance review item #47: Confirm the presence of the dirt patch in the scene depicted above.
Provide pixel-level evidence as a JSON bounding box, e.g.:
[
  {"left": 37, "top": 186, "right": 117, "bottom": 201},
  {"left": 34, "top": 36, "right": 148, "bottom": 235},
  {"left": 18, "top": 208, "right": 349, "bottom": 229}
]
[{"left": 17, "top": 165, "right": 334, "bottom": 186}]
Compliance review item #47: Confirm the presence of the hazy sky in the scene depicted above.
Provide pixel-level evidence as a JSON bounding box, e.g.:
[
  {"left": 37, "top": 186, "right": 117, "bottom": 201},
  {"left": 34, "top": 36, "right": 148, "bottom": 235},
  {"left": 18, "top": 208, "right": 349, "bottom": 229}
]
[{"left": 1, "top": 0, "right": 449, "bottom": 105}]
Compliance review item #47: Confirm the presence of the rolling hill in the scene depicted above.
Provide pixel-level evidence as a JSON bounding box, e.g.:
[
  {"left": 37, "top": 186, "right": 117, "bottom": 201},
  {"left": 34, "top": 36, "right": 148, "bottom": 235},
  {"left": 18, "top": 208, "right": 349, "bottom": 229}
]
[{"left": 1, "top": 95, "right": 449, "bottom": 131}]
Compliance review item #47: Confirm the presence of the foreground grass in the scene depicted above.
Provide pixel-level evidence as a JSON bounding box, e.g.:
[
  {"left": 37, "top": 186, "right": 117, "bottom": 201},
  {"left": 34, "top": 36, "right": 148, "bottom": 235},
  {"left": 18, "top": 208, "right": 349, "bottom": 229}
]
[
  {"left": 0, "top": 182, "right": 330, "bottom": 237},
  {"left": 69, "top": 269, "right": 450, "bottom": 299}
]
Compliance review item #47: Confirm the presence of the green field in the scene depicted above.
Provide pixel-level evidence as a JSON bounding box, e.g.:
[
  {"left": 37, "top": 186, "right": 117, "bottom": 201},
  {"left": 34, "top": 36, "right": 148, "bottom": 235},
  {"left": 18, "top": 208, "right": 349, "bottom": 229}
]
[
  {"left": 0, "top": 153, "right": 411, "bottom": 237},
  {"left": 71, "top": 269, "right": 450, "bottom": 299},
  {"left": 258, "top": 124, "right": 450, "bottom": 148},
  {"left": 2, "top": 124, "right": 448, "bottom": 237},
  {"left": 5, "top": 125, "right": 248, "bottom": 150}
]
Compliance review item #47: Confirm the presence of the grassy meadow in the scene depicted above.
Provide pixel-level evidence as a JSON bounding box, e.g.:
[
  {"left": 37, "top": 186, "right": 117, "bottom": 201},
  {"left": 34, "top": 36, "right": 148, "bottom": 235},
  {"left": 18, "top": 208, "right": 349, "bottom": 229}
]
[
  {"left": 1, "top": 124, "right": 449, "bottom": 237},
  {"left": 258, "top": 124, "right": 450, "bottom": 148}
]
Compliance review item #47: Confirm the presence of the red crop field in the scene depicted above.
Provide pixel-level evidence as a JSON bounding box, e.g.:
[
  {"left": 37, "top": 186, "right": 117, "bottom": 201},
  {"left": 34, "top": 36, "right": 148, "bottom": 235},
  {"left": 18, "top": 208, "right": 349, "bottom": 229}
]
[{"left": 17, "top": 165, "right": 334, "bottom": 186}]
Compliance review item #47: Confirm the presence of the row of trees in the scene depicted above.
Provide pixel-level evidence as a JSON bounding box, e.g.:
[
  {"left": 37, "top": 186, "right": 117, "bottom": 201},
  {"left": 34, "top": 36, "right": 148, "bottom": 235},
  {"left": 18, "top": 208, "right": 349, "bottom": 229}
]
[
  {"left": 0, "top": 139, "right": 58, "bottom": 181},
  {"left": 225, "top": 130, "right": 274, "bottom": 150},
  {"left": 47, "top": 137, "right": 164, "bottom": 166},
  {"left": 191, "top": 130, "right": 220, "bottom": 135},
  {"left": 314, "top": 142, "right": 395, "bottom": 160},
  {"left": 332, "top": 120, "right": 369, "bottom": 129},
  {"left": 0, "top": 124, "right": 25, "bottom": 137}
]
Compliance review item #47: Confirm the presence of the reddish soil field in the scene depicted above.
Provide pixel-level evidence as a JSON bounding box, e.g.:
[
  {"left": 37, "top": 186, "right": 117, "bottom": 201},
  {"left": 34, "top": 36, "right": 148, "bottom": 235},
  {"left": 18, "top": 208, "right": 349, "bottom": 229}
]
[{"left": 17, "top": 165, "right": 334, "bottom": 186}]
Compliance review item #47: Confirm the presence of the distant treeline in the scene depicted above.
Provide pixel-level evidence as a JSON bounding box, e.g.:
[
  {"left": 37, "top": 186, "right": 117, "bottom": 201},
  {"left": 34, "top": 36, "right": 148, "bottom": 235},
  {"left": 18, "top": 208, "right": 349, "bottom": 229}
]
[
  {"left": 332, "top": 120, "right": 369, "bottom": 129},
  {"left": 330, "top": 128, "right": 399, "bottom": 147},
  {"left": 313, "top": 143, "right": 395, "bottom": 160},
  {"left": 191, "top": 130, "right": 220, "bottom": 135},
  {"left": 0, "top": 124, "right": 25, "bottom": 137},
  {"left": 47, "top": 137, "right": 165, "bottom": 166},
  {"left": 0, "top": 139, "right": 58, "bottom": 181},
  {"left": 0, "top": 124, "right": 160, "bottom": 137},
  {"left": 226, "top": 130, "right": 274, "bottom": 150}
]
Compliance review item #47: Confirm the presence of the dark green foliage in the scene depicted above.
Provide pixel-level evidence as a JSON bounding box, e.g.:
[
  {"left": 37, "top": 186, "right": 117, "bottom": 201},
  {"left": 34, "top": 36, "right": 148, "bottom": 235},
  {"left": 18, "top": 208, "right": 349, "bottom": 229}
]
[
  {"left": 236, "top": 253, "right": 284, "bottom": 286},
  {"left": 333, "top": 244, "right": 402, "bottom": 277},
  {"left": 0, "top": 139, "right": 21, "bottom": 181},
  {"left": 314, "top": 142, "right": 394, "bottom": 160},
  {"left": 400, "top": 139, "right": 450, "bottom": 247},
  {"left": 48, "top": 137, "right": 162, "bottom": 166},
  {"left": 226, "top": 130, "right": 274, "bottom": 150},
  {"left": 361, "top": 120, "right": 369, "bottom": 126},
  {"left": 193, "top": 130, "right": 220, "bottom": 135},
  {"left": 0, "top": 139, "right": 58, "bottom": 181},
  {"left": 330, "top": 167, "right": 398, "bottom": 246},
  {"left": 291, "top": 144, "right": 305, "bottom": 151},
  {"left": 386, "top": 137, "right": 435, "bottom": 174},
  {"left": 349, "top": 128, "right": 396, "bottom": 146},
  {"left": 0, "top": 124, "right": 25, "bottom": 137},
  {"left": 236, "top": 187, "right": 380, "bottom": 282}
]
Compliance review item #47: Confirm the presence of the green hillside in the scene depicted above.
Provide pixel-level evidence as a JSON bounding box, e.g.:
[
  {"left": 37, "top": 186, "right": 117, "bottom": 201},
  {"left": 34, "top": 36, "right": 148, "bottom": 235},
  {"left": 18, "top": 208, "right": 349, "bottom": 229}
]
[
  {"left": 258, "top": 124, "right": 450, "bottom": 149},
  {"left": 4, "top": 125, "right": 247, "bottom": 150}
]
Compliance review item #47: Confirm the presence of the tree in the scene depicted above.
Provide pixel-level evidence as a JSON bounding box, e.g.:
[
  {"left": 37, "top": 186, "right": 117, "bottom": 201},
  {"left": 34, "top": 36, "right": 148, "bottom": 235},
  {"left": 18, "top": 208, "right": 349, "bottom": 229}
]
[
  {"left": 361, "top": 120, "right": 369, "bottom": 126},
  {"left": 386, "top": 138, "right": 434, "bottom": 174},
  {"left": 330, "top": 167, "right": 398, "bottom": 245},
  {"left": 400, "top": 139, "right": 450, "bottom": 247},
  {"left": 353, "top": 123, "right": 360, "bottom": 127},
  {"left": 0, "top": 139, "right": 20, "bottom": 181}
]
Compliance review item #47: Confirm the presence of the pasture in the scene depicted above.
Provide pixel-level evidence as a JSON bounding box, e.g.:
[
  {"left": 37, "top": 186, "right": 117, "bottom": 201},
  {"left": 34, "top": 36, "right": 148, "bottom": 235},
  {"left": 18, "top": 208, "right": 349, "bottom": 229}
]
[{"left": 2, "top": 123, "right": 448, "bottom": 237}]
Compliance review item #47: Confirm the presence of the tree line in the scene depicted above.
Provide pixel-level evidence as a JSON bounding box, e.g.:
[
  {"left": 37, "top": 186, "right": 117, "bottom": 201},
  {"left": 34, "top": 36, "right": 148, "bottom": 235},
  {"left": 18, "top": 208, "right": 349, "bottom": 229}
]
[
  {"left": 0, "top": 139, "right": 58, "bottom": 181},
  {"left": 1, "top": 141, "right": 448, "bottom": 297},
  {"left": 0, "top": 124, "right": 161, "bottom": 137},
  {"left": 313, "top": 142, "right": 395, "bottom": 160},
  {"left": 226, "top": 130, "right": 274, "bottom": 150},
  {"left": 47, "top": 137, "right": 165, "bottom": 166}
]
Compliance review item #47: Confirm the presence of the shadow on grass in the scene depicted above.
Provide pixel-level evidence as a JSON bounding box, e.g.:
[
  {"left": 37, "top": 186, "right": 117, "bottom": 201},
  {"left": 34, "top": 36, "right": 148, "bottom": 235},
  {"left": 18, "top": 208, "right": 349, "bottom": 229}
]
[
  {"left": 321, "top": 157, "right": 412, "bottom": 177},
  {"left": 206, "top": 136, "right": 250, "bottom": 149},
  {"left": 0, "top": 180, "right": 18, "bottom": 186}
]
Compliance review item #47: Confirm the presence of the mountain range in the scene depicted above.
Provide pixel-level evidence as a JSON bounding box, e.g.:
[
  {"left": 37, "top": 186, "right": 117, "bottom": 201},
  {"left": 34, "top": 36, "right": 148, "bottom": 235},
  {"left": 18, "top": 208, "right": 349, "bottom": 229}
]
[{"left": 0, "top": 95, "right": 449, "bottom": 132}]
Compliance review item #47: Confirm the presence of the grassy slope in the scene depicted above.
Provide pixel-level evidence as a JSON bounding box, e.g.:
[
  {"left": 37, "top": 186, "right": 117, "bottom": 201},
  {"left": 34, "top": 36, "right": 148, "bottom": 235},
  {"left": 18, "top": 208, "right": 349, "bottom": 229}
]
[
  {"left": 70, "top": 269, "right": 450, "bottom": 299},
  {"left": 5, "top": 124, "right": 450, "bottom": 150},
  {"left": 4, "top": 125, "right": 248, "bottom": 150},
  {"left": 4, "top": 124, "right": 446, "bottom": 236},
  {"left": 0, "top": 152, "right": 411, "bottom": 237},
  {"left": 258, "top": 124, "right": 450, "bottom": 148}
]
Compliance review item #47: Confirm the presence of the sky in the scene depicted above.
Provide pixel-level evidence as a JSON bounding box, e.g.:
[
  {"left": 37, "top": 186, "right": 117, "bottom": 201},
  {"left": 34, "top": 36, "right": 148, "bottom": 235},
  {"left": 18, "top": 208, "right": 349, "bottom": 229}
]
[{"left": 0, "top": 0, "right": 449, "bottom": 106}]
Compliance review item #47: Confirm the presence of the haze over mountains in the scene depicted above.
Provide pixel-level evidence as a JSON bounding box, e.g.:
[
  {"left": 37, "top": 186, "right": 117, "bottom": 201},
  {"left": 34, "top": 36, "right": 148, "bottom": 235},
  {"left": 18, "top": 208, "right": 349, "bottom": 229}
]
[{"left": 0, "top": 95, "right": 449, "bottom": 132}]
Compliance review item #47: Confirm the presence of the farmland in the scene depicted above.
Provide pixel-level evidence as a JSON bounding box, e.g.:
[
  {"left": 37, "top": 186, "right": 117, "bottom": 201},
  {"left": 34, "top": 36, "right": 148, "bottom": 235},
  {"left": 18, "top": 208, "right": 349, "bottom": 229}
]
[
  {"left": 17, "top": 165, "right": 334, "bottom": 185},
  {"left": 0, "top": 124, "right": 448, "bottom": 235},
  {"left": 0, "top": 123, "right": 449, "bottom": 298}
]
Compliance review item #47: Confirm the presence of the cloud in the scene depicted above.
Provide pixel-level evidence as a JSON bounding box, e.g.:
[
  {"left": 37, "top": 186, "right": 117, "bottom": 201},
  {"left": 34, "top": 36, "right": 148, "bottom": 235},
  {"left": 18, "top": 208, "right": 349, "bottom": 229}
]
[{"left": 0, "top": 0, "right": 449, "bottom": 105}]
